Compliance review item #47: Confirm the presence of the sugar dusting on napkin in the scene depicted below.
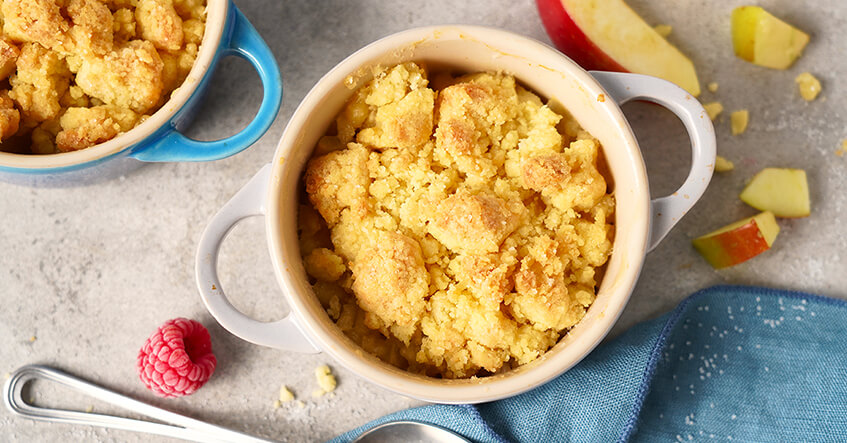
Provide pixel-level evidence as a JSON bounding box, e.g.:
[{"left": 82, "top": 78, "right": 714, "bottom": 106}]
[{"left": 332, "top": 286, "right": 847, "bottom": 443}]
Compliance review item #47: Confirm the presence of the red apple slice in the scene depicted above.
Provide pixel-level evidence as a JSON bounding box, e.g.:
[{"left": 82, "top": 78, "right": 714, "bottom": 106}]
[
  {"left": 536, "top": 0, "right": 701, "bottom": 96},
  {"left": 692, "top": 211, "right": 780, "bottom": 269}
]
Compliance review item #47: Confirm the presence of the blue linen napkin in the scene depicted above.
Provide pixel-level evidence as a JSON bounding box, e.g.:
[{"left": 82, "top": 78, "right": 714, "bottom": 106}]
[{"left": 331, "top": 285, "right": 847, "bottom": 442}]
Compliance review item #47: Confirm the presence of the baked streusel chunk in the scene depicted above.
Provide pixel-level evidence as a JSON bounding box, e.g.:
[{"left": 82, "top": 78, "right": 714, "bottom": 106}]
[
  {"left": 0, "top": 0, "right": 205, "bottom": 154},
  {"left": 300, "top": 63, "right": 615, "bottom": 378}
]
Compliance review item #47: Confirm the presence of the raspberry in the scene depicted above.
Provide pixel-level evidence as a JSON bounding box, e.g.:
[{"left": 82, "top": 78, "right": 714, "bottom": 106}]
[{"left": 136, "top": 318, "right": 217, "bottom": 398}]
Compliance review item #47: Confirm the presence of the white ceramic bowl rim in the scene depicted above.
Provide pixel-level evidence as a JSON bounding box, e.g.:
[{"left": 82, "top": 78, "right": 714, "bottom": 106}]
[
  {"left": 0, "top": 0, "right": 228, "bottom": 169},
  {"left": 265, "top": 26, "right": 651, "bottom": 403}
]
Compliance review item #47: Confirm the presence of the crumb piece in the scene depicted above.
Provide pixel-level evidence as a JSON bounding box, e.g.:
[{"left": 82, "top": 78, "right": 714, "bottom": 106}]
[
  {"left": 75, "top": 40, "right": 164, "bottom": 113},
  {"left": 304, "top": 248, "right": 345, "bottom": 282},
  {"left": 653, "top": 24, "right": 672, "bottom": 38},
  {"left": 703, "top": 102, "right": 723, "bottom": 121},
  {"left": 158, "top": 47, "right": 196, "bottom": 100},
  {"left": 135, "top": 0, "right": 184, "bottom": 51},
  {"left": 837, "top": 139, "right": 847, "bottom": 157},
  {"left": 707, "top": 82, "right": 719, "bottom": 93},
  {"left": 85, "top": 405, "right": 93, "bottom": 413},
  {"left": 278, "top": 385, "right": 295, "bottom": 402},
  {"left": 312, "top": 365, "right": 336, "bottom": 397},
  {"left": 173, "top": 0, "right": 206, "bottom": 21},
  {"left": 9, "top": 43, "right": 71, "bottom": 123},
  {"left": 0, "top": 38, "right": 21, "bottom": 81},
  {"left": 67, "top": 0, "right": 114, "bottom": 57},
  {"left": 31, "top": 124, "right": 58, "bottom": 154},
  {"left": 351, "top": 232, "right": 428, "bottom": 339},
  {"left": 296, "top": 400, "right": 305, "bottom": 408},
  {"left": 182, "top": 19, "right": 204, "bottom": 45},
  {"left": 428, "top": 191, "right": 521, "bottom": 255},
  {"left": 730, "top": 110, "right": 749, "bottom": 135},
  {"left": 1, "top": 0, "right": 70, "bottom": 49},
  {"left": 112, "top": 8, "right": 137, "bottom": 43},
  {"left": 356, "top": 87, "right": 434, "bottom": 149},
  {"left": 0, "top": 91, "right": 21, "bottom": 142},
  {"left": 715, "top": 156, "right": 734, "bottom": 172},
  {"left": 795, "top": 72, "right": 821, "bottom": 102},
  {"left": 29, "top": 335, "right": 36, "bottom": 342},
  {"left": 304, "top": 143, "right": 370, "bottom": 226},
  {"left": 56, "top": 105, "right": 140, "bottom": 151},
  {"left": 4, "top": 373, "right": 10, "bottom": 379}
]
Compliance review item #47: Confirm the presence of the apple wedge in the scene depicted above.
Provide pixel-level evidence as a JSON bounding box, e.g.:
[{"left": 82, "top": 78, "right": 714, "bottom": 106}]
[
  {"left": 693, "top": 212, "right": 780, "bottom": 269},
  {"left": 536, "top": 0, "right": 701, "bottom": 96},
  {"left": 731, "top": 6, "right": 810, "bottom": 70},
  {"left": 740, "top": 168, "right": 810, "bottom": 218}
]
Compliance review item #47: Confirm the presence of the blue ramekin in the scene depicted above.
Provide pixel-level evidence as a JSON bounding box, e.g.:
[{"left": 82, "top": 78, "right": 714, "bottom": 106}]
[{"left": 0, "top": 0, "right": 281, "bottom": 187}]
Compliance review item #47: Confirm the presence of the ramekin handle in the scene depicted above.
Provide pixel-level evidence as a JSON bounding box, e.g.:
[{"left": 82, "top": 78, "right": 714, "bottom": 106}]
[
  {"left": 195, "top": 164, "right": 319, "bottom": 353},
  {"left": 132, "top": 6, "right": 282, "bottom": 162},
  {"left": 590, "top": 71, "right": 716, "bottom": 252}
]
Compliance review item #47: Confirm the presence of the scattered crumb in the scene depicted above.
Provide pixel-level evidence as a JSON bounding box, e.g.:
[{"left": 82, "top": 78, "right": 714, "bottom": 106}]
[
  {"left": 272, "top": 400, "right": 281, "bottom": 409},
  {"left": 703, "top": 102, "right": 723, "bottom": 121},
  {"left": 85, "top": 406, "right": 94, "bottom": 413},
  {"left": 279, "top": 385, "right": 295, "bottom": 402},
  {"left": 29, "top": 336, "right": 36, "bottom": 342},
  {"left": 654, "top": 24, "right": 672, "bottom": 38},
  {"left": 715, "top": 156, "right": 734, "bottom": 172},
  {"left": 837, "top": 139, "right": 847, "bottom": 157},
  {"left": 730, "top": 110, "right": 749, "bottom": 135},
  {"left": 312, "top": 365, "right": 337, "bottom": 397},
  {"left": 297, "top": 401, "right": 305, "bottom": 408},
  {"left": 4, "top": 372, "right": 10, "bottom": 379},
  {"left": 795, "top": 72, "right": 821, "bottom": 101},
  {"left": 707, "top": 82, "right": 719, "bottom": 93}
]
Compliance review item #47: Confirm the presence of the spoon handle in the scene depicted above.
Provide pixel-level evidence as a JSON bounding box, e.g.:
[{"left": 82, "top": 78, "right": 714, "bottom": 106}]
[{"left": 3, "top": 365, "right": 275, "bottom": 443}]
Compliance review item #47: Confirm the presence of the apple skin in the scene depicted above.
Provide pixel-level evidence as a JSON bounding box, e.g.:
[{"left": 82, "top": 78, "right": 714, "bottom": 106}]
[
  {"left": 692, "top": 212, "right": 779, "bottom": 269},
  {"left": 536, "top": 0, "right": 700, "bottom": 96},
  {"left": 536, "top": 0, "right": 627, "bottom": 72}
]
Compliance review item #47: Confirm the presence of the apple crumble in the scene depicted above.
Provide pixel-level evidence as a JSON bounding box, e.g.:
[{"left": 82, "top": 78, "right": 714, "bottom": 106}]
[
  {"left": 299, "top": 63, "right": 615, "bottom": 378},
  {"left": 0, "top": 0, "right": 206, "bottom": 154}
]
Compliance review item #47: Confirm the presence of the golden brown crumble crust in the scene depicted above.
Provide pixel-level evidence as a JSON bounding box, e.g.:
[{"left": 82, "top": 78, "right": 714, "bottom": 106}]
[{"left": 300, "top": 63, "right": 615, "bottom": 378}]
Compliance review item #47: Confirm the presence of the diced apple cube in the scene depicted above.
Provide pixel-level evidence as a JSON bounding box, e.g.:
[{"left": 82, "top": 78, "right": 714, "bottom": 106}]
[
  {"left": 653, "top": 24, "right": 672, "bottom": 38},
  {"left": 739, "top": 168, "right": 810, "bottom": 218},
  {"left": 795, "top": 72, "right": 822, "bottom": 101},
  {"left": 731, "top": 6, "right": 810, "bottom": 70},
  {"left": 730, "top": 110, "right": 749, "bottom": 135},
  {"left": 703, "top": 102, "right": 723, "bottom": 121},
  {"left": 715, "top": 156, "right": 734, "bottom": 172},
  {"left": 693, "top": 211, "right": 779, "bottom": 269}
]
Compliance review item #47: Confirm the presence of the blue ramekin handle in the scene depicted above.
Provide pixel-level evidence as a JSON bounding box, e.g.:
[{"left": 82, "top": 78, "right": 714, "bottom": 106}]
[{"left": 132, "top": 6, "right": 282, "bottom": 162}]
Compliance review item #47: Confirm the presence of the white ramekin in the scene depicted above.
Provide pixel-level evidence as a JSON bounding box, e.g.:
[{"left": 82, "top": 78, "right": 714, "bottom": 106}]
[{"left": 195, "top": 26, "right": 715, "bottom": 404}]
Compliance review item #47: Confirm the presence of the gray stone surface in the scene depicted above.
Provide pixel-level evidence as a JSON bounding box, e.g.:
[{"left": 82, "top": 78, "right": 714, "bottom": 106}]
[{"left": 1, "top": 0, "right": 845, "bottom": 441}]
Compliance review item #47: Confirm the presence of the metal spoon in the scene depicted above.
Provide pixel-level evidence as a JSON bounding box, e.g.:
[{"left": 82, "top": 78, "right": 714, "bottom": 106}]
[
  {"left": 352, "top": 420, "right": 470, "bottom": 443},
  {"left": 4, "top": 365, "right": 469, "bottom": 443}
]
